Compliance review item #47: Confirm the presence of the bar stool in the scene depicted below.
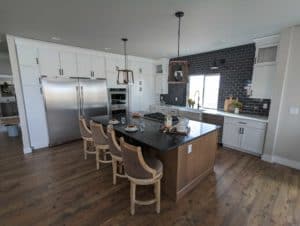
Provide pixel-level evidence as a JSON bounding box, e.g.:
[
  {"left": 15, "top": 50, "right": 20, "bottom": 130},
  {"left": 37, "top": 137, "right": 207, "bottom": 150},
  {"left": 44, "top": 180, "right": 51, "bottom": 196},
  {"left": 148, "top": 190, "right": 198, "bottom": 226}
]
[
  {"left": 79, "top": 116, "right": 94, "bottom": 160},
  {"left": 90, "top": 121, "right": 112, "bottom": 170},
  {"left": 107, "top": 125, "right": 127, "bottom": 185},
  {"left": 120, "top": 138, "right": 163, "bottom": 215}
]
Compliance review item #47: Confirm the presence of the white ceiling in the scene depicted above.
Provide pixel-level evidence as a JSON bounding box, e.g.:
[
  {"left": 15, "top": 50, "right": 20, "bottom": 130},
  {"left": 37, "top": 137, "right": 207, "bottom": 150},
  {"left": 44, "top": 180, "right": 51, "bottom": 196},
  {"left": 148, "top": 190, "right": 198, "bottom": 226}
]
[{"left": 1, "top": 0, "right": 300, "bottom": 59}]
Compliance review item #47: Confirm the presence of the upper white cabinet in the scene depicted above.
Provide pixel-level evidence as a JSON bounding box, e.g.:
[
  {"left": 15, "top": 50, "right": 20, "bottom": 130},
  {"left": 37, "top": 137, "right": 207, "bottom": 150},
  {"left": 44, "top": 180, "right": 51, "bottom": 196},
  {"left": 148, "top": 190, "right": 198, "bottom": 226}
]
[
  {"left": 16, "top": 44, "right": 38, "bottom": 66},
  {"left": 155, "top": 58, "right": 169, "bottom": 94},
  {"left": 38, "top": 47, "right": 77, "bottom": 77},
  {"left": 251, "top": 35, "right": 279, "bottom": 99},
  {"left": 38, "top": 47, "right": 61, "bottom": 76},
  {"left": 77, "top": 53, "right": 92, "bottom": 78},
  {"left": 77, "top": 53, "right": 105, "bottom": 78},
  {"left": 59, "top": 51, "right": 77, "bottom": 77},
  {"left": 91, "top": 55, "right": 105, "bottom": 78},
  {"left": 222, "top": 116, "right": 267, "bottom": 156}
]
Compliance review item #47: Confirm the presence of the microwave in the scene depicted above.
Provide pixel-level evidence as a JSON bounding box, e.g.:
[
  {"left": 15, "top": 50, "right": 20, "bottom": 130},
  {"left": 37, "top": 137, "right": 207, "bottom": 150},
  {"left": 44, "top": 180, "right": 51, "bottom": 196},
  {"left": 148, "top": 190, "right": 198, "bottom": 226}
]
[{"left": 108, "top": 88, "right": 128, "bottom": 115}]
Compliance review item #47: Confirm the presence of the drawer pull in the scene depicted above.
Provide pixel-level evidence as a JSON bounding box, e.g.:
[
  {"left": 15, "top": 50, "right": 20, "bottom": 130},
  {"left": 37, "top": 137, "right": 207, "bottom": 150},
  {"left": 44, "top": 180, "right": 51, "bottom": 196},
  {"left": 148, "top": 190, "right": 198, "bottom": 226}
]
[{"left": 238, "top": 122, "right": 247, "bottom": 124}]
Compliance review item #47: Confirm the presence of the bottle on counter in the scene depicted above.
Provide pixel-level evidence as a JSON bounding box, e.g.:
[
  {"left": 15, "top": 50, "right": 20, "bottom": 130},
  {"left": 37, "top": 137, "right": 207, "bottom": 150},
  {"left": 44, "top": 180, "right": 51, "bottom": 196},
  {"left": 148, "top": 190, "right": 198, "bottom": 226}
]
[{"left": 164, "top": 114, "right": 172, "bottom": 128}]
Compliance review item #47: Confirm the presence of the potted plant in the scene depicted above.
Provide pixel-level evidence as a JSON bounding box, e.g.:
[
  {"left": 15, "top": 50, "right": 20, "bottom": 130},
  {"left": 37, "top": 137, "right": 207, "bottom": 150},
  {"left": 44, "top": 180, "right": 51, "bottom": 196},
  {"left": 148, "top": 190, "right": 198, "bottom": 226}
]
[
  {"left": 231, "top": 100, "right": 243, "bottom": 114},
  {"left": 187, "top": 98, "right": 195, "bottom": 108}
]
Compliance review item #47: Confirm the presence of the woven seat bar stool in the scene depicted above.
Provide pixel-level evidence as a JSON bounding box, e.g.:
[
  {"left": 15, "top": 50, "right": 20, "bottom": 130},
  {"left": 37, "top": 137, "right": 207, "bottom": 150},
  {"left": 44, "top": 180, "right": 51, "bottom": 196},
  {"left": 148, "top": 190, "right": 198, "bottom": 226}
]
[
  {"left": 120, "top": 138, "right": 163, "bottom": 215},
  {"left": 90, "top": 121, "right": 112, "bottom": 170},
  {"left": 107, "top": 125, "right": 127, "bottom": 185},
  {"left": 79, "top": 116, "right": 95, "bottom": 160}
]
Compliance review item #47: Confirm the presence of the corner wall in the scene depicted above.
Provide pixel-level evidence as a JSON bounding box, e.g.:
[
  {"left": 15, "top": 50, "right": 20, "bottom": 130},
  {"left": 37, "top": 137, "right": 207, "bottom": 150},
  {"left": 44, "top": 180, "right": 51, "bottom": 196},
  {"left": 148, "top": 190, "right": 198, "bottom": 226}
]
[{"left": 263, "top": 26, "right": 300, "bottom": 170}]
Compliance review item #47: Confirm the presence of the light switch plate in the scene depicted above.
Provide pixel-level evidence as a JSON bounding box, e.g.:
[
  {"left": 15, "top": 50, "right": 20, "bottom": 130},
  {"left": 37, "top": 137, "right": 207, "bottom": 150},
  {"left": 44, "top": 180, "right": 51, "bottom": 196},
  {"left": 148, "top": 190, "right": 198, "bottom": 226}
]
[
  {"left": 188, "top": 144, "right": 192, "bottom": 154},
  {"left": 289, "top": 107, "right": 299, "bottom": 115}
]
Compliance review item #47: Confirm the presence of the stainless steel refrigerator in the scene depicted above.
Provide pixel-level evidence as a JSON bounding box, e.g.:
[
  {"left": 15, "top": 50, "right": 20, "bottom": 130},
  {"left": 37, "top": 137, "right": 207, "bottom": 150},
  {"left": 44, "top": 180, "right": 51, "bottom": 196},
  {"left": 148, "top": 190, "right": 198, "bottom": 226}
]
[{"left": 41, "top": 77, "right": 108, "bottom": 146}]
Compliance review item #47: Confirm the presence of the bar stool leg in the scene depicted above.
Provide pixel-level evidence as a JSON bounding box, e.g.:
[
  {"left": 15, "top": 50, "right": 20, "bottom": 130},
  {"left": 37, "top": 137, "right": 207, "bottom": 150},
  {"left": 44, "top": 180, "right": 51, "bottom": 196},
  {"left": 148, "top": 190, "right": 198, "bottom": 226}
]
[
  {"left": 96, "top": 148, "right": 100, "bottom": 170},
  {"left": 112, "top": 159, "right": 117, "bottom": 185},
  {"left": 83, "top": 140, "right": 88, "bottom": 160},
  {"left": 155, "top": 180, "right": 161, "bottom": 214},
  {"left": 130, "top": 181, "right": 136, "bottom": 215}
]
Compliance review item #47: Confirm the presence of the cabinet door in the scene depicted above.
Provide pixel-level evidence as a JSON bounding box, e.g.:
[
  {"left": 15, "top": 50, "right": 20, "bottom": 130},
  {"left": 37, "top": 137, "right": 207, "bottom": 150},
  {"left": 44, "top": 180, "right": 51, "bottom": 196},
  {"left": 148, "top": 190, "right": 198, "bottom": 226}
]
[
  {"left": 240, "top": 127, "right": 265, "bottom": 154},
  {"left": 91, "top": 55, "right": 105, "bottom": 78},
  {"left": 222, "top": 123, "right": 241, "bottom": 148},
  {"left": 106, "top": 56, "right": 123, "bottom": 73},
  {"left": 59, "top": 51, "right": 77, "bottom": 77},
  {"left": 251, "top": 64, "right": 275, "bottom": 99},
  {"left": 16, "top": 45, "right": 38, "bottom": 66},
  {"left": 155, "top": 74, "right": 163, "bottom": 94},
  {"left": 38, "top": 47, "right": 60, "bottom": 76},
  {"left": 77, "top": 53, "right": 92, "bottom": 78}
]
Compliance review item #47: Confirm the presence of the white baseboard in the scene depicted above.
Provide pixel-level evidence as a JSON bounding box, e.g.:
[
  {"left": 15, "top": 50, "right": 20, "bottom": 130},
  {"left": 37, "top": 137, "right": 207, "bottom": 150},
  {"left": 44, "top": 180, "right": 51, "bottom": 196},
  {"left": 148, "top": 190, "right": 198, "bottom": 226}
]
[
  {"left": 261, "top": 154, "right": 300, "bottom": 170},
  {"left": 261, "top": 154, "right": 273, "bottom": 163},
  {"left": 23, "top": 146, "right": 32, "bottom": 154},
  {"left": 272, "top": 156, "right": 300, "bottom": 170}
]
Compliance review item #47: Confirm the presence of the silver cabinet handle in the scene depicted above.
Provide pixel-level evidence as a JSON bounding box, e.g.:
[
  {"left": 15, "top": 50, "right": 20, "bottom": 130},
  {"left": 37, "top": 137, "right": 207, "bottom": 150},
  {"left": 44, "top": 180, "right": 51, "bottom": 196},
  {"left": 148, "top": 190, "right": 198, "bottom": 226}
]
[
  {"left": 238, "top": 122, "right": 247, "bottom": 124},
  {"left": 62, "top": 69, "right": 64, "bottom": 76}
]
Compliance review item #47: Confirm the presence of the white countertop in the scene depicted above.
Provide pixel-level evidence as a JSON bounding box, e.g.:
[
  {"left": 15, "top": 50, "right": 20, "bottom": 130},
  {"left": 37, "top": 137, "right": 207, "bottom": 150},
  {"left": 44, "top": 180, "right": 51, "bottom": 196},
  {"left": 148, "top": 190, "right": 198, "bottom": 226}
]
[{"left": 156, "top": 104, "right": 268, "bottom": 123}]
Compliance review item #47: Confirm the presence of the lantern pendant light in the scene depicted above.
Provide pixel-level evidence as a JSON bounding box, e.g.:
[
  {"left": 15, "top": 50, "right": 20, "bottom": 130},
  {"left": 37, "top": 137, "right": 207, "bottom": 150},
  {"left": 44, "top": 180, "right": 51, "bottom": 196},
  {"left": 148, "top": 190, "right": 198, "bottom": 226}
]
[
  {"left": 169, "top": 11, "right": 189, "bottom": 83},
  {"left": 117, "top": 38, "right": 134, "bottom": 85}
]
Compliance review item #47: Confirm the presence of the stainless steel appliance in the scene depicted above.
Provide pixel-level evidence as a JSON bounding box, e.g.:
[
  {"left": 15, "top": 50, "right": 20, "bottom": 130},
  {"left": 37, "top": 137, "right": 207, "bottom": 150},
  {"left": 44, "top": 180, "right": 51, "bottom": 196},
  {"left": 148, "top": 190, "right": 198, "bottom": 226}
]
[
  {"left": 41, "top": 77, "right": 108, "bottom": 146},
  {"left": 0, "top": 80, "right": 18, "bottom": 117},
  {"left": 108, "top": 88, "right": 128, "bottom": 115}
]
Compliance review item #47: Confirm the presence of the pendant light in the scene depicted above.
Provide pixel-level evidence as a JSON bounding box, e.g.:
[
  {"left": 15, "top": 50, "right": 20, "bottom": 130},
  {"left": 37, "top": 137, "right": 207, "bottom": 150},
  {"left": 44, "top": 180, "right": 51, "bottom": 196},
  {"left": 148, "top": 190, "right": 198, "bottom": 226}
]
[
  {"left": 117, "top": 38, "right": 134, "bottom": 85},
  {"left": 169, "top": 11, "right": 188, "bottom": 83}
]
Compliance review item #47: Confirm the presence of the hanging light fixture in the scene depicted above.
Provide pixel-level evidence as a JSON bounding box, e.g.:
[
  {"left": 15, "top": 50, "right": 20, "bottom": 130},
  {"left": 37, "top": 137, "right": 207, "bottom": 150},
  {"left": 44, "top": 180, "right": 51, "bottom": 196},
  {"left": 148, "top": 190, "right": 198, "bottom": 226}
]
[
  {"left": 117, "top": 38, "right": 134, "bottom": 85},
  {"left": 169, "top": 11, "right": 189, "bottom": 83}
]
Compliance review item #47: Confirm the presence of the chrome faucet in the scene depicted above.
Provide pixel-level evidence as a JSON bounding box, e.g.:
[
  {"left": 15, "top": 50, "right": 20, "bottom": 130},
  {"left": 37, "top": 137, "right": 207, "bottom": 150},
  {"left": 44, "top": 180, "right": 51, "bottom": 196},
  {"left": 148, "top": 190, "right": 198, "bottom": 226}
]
[{"left": 194, "top": 90, "right": 201, "bottom": 110}]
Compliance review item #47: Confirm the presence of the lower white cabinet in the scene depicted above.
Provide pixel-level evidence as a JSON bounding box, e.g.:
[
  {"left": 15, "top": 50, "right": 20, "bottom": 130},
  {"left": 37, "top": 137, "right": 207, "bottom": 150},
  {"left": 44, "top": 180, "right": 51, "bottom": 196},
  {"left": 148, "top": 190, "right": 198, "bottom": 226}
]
[{"left": 222, "top": 116, "right": 267, "bottom": 155}]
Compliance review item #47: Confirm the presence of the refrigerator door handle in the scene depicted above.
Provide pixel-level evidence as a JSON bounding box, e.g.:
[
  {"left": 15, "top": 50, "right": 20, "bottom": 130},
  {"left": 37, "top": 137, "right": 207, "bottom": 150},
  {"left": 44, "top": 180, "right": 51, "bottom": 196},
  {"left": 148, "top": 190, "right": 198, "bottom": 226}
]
[
  {"left": 80, "top": 86, "right": 84, "bottom": 116},
  {"left": 76, "top": 85, "right": 81, "bottom": 116}
]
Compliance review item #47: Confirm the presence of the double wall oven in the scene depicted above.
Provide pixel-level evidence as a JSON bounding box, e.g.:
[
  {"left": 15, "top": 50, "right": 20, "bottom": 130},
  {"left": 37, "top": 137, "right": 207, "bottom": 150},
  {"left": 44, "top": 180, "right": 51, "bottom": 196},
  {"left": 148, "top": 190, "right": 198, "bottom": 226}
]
[{"left": 108, "top": 88, "right": 128, "bottom": 115}]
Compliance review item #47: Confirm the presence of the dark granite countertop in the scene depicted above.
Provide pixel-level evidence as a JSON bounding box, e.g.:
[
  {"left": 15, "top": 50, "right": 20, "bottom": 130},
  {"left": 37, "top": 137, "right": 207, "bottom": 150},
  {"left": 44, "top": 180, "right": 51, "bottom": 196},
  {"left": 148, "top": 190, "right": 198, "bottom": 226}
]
[{"left": 91, "top": 115, "right": 219, "bottom": 152}]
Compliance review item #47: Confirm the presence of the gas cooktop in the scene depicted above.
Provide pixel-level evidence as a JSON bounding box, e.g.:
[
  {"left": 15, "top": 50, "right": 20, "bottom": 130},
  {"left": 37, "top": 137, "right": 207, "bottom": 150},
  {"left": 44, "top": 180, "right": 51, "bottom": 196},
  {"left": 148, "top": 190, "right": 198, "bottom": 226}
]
[{"left": 143, "top": 112, "right": 179, "bottom": 123}]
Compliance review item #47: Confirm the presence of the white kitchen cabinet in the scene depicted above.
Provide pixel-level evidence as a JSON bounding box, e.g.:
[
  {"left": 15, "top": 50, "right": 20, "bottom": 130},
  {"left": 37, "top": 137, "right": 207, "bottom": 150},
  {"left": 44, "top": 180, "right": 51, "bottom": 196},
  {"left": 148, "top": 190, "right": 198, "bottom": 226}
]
[
  {"left": 77, "top": 53, "right": 106, "bottom": 78},
  {"left": 251, "top": 64, "right": 276, "bottom": 99},
  {"left": 222, "top": 116, "right": 267, "bottom": 155},
  {"left": 16, "top": 44, "right": 38, "bottom": 66},
  {"left": 91, "top": 55, "right": 105, "bottom": 78},
  {"left": 38, "top": 47, "right": 77, "bottom": 77},
  {"left": 251, "top": 35, "right": 279, "bottom": 99},
  {"left": 38, "top": 47, "right": 60, "bottom": 76},
  {"left": 240, "top": 126, "right": 266, "bottom": 155},
  {"left": 222, "top": 122, "right": 241, "bottom": 149},
  {"left": 155, "top": 58, "right": 169, "bottom": 94},
  {"left": 59, "top": 51, "right": 77, "bottom": 77},
  {"left": 77, "top": 53, "right": 93, "bottom": 78},
  {"left": 155, "top": 74, "right": 168, "bottom": 94},
  {"left": 19, "top": 65, "right": 49, "bottom": 149},
  {"left": 106, "top": 56, "right": 124, "bottom": 74}
]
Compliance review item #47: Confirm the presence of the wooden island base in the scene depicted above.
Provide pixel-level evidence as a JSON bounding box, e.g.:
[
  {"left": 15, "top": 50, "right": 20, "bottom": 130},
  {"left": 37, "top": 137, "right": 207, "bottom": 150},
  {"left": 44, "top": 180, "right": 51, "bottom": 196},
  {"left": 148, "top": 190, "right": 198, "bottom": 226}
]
[{"left": 157, "top": 130, "right": 218, "bottom": 201}]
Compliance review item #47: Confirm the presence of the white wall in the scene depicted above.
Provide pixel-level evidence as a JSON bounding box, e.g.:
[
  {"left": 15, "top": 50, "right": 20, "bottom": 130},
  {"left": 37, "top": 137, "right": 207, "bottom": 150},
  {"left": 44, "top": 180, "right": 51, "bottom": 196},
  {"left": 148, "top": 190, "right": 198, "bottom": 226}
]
[{"left": 263, "top": 25, "right": 300, "bottom": 169}]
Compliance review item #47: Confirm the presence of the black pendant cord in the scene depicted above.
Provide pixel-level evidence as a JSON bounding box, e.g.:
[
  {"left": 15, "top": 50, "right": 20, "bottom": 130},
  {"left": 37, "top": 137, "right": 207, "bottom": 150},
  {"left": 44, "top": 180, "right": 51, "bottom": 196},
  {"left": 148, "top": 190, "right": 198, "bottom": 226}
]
[
  {"left": 175, "top": 11, "right": 184, "bottom": 58},
  {"left": 122, "top": 38, "right": 128, "bottom": 69},
  {"left": 177, "top": 16, "right": 181, "bottom": 57}
]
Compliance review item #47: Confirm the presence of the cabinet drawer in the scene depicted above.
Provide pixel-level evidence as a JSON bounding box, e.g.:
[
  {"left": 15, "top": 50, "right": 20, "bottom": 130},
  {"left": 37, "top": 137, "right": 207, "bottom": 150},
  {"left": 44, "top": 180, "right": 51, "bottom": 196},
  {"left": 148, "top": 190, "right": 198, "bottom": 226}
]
[{"left": 224, "top": 117, "right": 266, "bottom": 130}]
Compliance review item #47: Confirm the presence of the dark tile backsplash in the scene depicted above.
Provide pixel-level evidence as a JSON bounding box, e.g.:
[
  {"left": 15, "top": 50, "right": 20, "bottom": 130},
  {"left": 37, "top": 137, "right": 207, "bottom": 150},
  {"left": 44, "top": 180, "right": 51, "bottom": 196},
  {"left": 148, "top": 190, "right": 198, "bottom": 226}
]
[{"left": 161, "top": 43, "right": 271, "bottom": 116}]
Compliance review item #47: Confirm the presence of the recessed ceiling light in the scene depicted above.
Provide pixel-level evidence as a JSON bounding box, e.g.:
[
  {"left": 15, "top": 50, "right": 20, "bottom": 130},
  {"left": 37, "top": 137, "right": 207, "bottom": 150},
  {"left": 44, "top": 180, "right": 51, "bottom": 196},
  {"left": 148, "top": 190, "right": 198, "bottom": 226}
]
[
  {"left": 104, "top": 47, "right": 111, "bottom": 51},
  {"left": 51, "top": 37, "right": 61, "bottom": 41}
]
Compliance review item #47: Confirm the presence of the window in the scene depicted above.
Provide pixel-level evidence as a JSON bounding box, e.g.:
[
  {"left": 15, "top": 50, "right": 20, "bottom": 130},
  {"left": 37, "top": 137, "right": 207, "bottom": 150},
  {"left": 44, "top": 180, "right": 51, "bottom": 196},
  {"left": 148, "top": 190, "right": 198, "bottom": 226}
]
[{"left": 188, "top": 74, "right": 220, "bottom": 109}]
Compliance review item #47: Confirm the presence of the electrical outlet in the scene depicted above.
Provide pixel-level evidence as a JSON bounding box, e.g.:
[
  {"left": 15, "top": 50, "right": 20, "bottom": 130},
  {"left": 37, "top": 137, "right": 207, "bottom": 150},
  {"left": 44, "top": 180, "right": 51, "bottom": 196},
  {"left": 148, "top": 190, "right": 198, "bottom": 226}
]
[
  {"left": 263, "top": 103, "right": 268, "bottom": 109},
  {"left": 289, "top": 107, "right": 299, "bottom": 115},
  {"left": 175, "top": 97, "right": 178, "bottom": 102},
  {"left": 188, "top": 144, "right": 192, "bottom": 154}
]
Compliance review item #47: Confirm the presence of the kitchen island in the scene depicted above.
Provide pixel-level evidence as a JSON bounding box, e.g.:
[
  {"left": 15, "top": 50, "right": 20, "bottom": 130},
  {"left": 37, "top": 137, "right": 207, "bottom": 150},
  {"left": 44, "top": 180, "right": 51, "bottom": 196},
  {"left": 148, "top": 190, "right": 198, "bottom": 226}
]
[{"left": 91, "top": 115, "right": 219, "bottom": 201}]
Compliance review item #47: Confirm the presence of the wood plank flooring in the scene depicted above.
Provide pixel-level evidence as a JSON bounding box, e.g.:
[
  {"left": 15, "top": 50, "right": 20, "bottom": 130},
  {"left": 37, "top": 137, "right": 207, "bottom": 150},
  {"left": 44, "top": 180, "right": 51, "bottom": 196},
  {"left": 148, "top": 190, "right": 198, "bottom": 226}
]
[{"left": 0, "top": 132, "right": 300, "bottom": 226}]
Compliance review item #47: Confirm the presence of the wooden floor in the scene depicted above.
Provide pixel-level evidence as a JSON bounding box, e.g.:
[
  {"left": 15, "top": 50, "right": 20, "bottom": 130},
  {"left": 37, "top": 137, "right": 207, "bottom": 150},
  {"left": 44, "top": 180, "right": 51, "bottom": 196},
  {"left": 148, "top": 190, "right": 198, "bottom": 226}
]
[{"left": 0, "top": 132, "right": 300, "bottom": 226}]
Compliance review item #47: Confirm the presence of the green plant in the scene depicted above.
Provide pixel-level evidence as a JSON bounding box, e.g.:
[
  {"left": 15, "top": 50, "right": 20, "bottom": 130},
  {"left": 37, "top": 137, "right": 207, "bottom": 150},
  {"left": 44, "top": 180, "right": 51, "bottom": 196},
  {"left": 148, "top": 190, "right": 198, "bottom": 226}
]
[{"left": 231, "top": 100, "right": 243, "bottom": 109}]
